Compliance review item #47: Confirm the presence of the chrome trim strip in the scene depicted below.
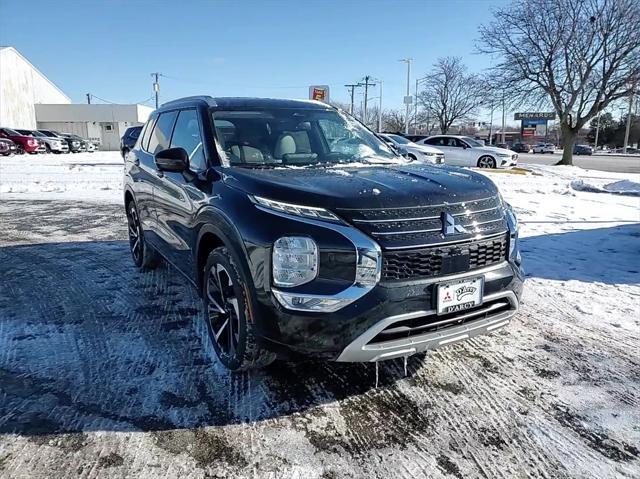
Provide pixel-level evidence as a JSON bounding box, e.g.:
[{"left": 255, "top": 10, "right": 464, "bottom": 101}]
[
  {"left": 255, "top": 205, "right": 381, "bottom": 312},
  {"left": 351, "top": 205, "right": 500, "bottom": 224},
  {"left": 382, "top": 231, "right": 508, "bottom": 250},
  {"left": 370, "top": 217, "right": 503, "bottom": 236},
  {"left": 372, "top": 227, "right": 441, "bottom": 236},
  {"left": 336, "top": 290, "right": 518, "bottom": 362},
  {"left": 336, "top": 195, "right": 498, "bottom": 211}
]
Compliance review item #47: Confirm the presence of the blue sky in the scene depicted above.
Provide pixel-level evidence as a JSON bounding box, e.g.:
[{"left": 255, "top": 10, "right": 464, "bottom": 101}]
[{"left": 1, "top": 0, "right": 507, "bottom": 114}]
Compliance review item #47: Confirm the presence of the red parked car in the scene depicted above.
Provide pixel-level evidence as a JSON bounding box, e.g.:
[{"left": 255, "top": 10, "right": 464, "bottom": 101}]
[{"left": 0, "top": 127, "right": 45, "bottom": 154}]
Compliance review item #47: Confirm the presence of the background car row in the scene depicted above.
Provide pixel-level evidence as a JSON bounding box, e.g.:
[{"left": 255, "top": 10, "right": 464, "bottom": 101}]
[{"left": 0, "top": 127, "right": 97, "bottom": 155}]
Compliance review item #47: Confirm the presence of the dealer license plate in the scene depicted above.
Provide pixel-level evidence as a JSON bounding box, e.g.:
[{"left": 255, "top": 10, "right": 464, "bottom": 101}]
[{"left": 437, "top": 277, "right": 483, "bottom": 314}]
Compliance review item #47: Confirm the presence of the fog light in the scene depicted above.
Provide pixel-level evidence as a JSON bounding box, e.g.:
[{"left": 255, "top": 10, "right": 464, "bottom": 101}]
[
  {"left": 272, "top": 236, "right": 318, "bottom": 287},
  {"left": 271, "top": 290, "right": 352, "bottom": 312}
]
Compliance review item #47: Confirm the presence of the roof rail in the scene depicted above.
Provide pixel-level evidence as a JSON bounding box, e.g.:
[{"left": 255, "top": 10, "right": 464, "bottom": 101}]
[{"left": 160, "top": 95, "right": 217, "bottom": 108}]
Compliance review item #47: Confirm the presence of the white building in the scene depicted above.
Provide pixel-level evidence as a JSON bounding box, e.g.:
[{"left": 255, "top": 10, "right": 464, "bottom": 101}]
[
  {"left": 36, "top": 104, "right": 153, "bottom": 151},
  {"left": 0, "top": 46, "right": 71, "bottom": 129}
]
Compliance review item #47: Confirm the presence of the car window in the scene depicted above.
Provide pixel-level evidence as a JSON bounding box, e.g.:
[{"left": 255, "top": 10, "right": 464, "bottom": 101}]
[
  {"left": 140, "top": 118, "right": 155, "bottom": 151},
  {"left": 129, "top": 128, "right": 141, "bottom": 139},
  {"left": 445, "top": 137, "right": 461, "bottom": 147},
  {"left": 147, "top": 111, "right": 178, "bottom": 154},
  {"left": 171, "top": 109, "right": 206, "bottom": 171}
]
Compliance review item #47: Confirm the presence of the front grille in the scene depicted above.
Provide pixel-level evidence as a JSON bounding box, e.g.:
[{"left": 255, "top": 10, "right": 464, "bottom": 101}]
[
  {"left": 337, "top": 195, "right": 507, "bottom": 249},
  {"left": 382, "top": 234, "right": 508, "bottom": 281}
]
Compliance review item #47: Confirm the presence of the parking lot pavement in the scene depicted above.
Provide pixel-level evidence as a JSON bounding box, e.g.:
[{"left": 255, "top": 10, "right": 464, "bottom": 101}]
[
  {"left": 1, "top": 199, "right": 639, "bottom": 479},
  {"left": 519, "top": 153, "right": 640, "bottom": 173}
]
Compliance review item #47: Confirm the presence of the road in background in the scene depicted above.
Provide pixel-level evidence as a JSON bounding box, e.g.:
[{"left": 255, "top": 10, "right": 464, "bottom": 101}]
[{"left": 519, "top": 153, "right": 640, "bottom": 174}]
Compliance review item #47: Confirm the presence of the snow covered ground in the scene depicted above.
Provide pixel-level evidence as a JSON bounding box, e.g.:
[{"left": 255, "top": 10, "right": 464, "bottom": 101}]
[{"left": 0, "top": 152, "right": 639, "bottom": 478}]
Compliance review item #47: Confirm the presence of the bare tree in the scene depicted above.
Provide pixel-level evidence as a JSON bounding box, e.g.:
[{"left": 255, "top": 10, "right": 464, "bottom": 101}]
[
  {"left": 478, "top": 0, "right": 640, "bottom": 165},
  {"left": 418, "top": 57, "right": 486, "bottom": 134},
  {"left": 381, "top": 109, "right": 407, "bottom": 133}
]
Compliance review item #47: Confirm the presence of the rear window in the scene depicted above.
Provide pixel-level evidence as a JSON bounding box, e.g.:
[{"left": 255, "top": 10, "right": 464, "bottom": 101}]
[{"left": 147, "top": 111, "right": 178, "bottom": 154}]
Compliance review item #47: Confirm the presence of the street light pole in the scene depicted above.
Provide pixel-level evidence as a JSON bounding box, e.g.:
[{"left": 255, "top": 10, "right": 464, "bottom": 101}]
[
  {"left": 399, "top": 58, "right": 412, "bottom": 134},
  {"left": 378, "top": 80, "right": 383, "bottom": 132},
  {"left": 623, "top": 84, "right": 635, "bottom": 155}
]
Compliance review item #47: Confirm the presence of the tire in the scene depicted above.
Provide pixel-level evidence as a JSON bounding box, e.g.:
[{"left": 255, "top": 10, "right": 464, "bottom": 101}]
[
  {"left": 477, "top": 155, "right": 496, "bottom": 169},
  {"left": 126, "top": 201, "right": 160, "bottom": 270},
  {"left": 16, "top": 145, "right": 24, "bottom": 155},
  {"left": 203, "top": 246, "right": 276, "bottom": 371},
  {"left": 45, "top": 144, "right": 51, "bottom": 154}
]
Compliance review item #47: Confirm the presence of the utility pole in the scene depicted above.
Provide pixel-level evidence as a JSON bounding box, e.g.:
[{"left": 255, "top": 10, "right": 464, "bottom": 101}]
[
  {"left": 359, "top": 76, "right": 377, "bottom": 127},
  {"left": 399, "top": 59, "right": 412, "bottom": 134},
  {"left": 151, "top": 72, "right": 163, "bottom": 109},
  {"left": 594, "top": 110, "right": 601, "bottom": 151},
  {"left": 623, "top": 84, "right": 636, "bottom": 155},
  {"left": 86, "top": 93, "right": 91, "bottom": 104},
  {"left": 488, "top": 102, "right": 494, "bottom": 145},
  {"left": 378, "top": 80, "right": 383, "bottom": 132},
  {"left": 501, "top": 91, "right": 506, "bottom": 144},
  {"left": 344, "top": 83, "right": 359, "bottom": 115}
]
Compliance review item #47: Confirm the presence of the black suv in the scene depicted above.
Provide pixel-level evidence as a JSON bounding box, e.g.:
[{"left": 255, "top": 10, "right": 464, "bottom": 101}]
[
  {"left": 121, "top": 125, "right": 142, "bottom": 158},
  {"left": 124, "top": 96, "right": 523, "bottom": 371}
]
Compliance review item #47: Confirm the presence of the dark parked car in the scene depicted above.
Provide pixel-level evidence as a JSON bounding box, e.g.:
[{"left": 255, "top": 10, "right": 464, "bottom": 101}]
[
  {"left": 0, "top": 138, "right": 17, "bottom": 156},
  {"left": 121, "top": 125, "right": 142, "bottom": 157},
  {"left": 57, "top": 133, "right": 85, "bottom": 153},
  {"left": 0, "top": 127, "right": 44, "bottom": 154},
  {"left": 124, "top": 96, "right": 523, "bottom": 371},
  {"left": 511, "top": 143, "right": 531, "bottom": 153},
  {"left": 573, "top": 144, "right": 593, "bottom": 155}
]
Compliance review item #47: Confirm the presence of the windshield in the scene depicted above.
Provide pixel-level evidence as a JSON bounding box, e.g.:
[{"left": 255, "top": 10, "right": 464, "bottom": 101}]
[
  {"left": 211, "top": 107, "right": 400, "bottom": 167},
  {"left": 2, "top": 128, "right": 20, "bottom": 136},
  {"left": 462, "top": 137, "right": 484, "bottom": 147},
  {"left": 16, "top": 130, "right": 35, "bottom": 136},
  {"left": 387, "top": 134, "right": 411, "bottom": 145}
]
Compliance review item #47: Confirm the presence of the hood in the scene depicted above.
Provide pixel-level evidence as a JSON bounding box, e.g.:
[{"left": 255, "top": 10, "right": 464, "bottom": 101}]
[
  {"left": 480, "top": 146, "right": 513, "bottom": 155},
  {"left": 222, "top": 163, "right": 499, "bottom": 210}
]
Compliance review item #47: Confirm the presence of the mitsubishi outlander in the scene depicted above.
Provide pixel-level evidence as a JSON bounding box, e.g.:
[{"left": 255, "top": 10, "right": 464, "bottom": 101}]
[{"left": 123, "top": 96, "right": 523, "bottom": 371}]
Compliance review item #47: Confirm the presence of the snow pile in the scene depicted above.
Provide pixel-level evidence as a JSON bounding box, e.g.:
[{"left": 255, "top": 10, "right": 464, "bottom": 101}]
[
  {"left": 571, "top": 178, "right": 640, "bottom": 196},
  {"left": 0, "top": 152, "right": 124, "bottom": 203}
]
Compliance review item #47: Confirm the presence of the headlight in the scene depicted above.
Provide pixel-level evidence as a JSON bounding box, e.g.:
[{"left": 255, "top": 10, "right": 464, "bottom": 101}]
[
  {"left": 505, "top": 203, "right": 520, "bottom": 262},
  {"left": 254, "top": 196, "right": 342, "bottom": 223},
  {"left": 272, "top": 236, "right": 318, "bottom": 287},
  {"left": 496, "top": 152, "right": 511, "bottom": 157},
  {"left": 421, "top": 151, "right": 435, "bottom": 156},
  {"left": 73, "top": 141, "right": 79, "bottom": 146}
]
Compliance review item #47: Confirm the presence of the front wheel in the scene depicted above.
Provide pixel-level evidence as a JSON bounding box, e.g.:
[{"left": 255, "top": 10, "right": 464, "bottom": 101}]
[
  {"left": 203, "top": 247, "right": 276, "bottom": 371},
  {"left": 126, "top": 202, "right": 160, "bottom": 270},
  {"left": 477, "top": 156, "right": 496, "bottom": 169}
]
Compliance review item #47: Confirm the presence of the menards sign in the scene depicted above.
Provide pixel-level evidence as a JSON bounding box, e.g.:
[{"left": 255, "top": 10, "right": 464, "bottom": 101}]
[{"left": 514, "top": 112, "right": 556, "bottom": 120}]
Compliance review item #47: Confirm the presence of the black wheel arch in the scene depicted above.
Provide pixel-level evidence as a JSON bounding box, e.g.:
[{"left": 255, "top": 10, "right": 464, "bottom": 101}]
[{"left": 194, "top": 206, "right": 254, "bottom": 295}]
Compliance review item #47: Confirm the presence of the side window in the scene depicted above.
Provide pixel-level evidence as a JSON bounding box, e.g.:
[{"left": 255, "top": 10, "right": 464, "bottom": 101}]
[
  {"left": 147, "top": 111, "right": 178, "bottom": 155},
  {"left": 140, "top": 117, "right": 155, "bottom": 152},
  {"left": 170, "top": 109, "right": 206, "bottom": 171},
  {"left": 425, "top": 137, "right": 438, "bottom": 145},
  {"left": 447, "top": 137, "right": 460, "bottom": 147},
  {"left": 130, "top": 128, "right": 141, "bottom": 140}
]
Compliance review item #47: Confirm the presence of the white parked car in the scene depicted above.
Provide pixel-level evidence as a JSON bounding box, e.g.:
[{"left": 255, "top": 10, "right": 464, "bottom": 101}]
[
  {"left": 416, "top": 135, "right": 518, "bottom": 169},
  {"left": 378, "top": 133, "right": 445, "bottom": 164},
  {"left": 532, "top": 143, "right": 556, "bottom": 154}
]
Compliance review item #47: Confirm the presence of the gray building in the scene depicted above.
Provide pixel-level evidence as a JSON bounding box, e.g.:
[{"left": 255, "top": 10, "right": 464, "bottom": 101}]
[
  {"left": 36, "top": 104, "right": 153, "bottom": 151},
  {"left": 0, "top": 46, "right": 71, "bottom": 128}
]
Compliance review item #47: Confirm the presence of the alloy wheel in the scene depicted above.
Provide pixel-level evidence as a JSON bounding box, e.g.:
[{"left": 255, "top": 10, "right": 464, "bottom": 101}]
[
  {"left": 127, "top": 205, "right": 142, "bottom": 263},
  {"left": 478, "top": 156, "right": 496, "bottom": 168},
  {"left": 206, "top": 264, "right": 241, "bottom": 357}
]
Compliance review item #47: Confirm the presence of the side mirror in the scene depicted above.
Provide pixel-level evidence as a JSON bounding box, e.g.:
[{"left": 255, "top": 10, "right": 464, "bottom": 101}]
[
  {"left": 461, "top": 143, "right": 468, "bottom": 149},
  {"left": 155, "top": 147, "right": 189, "bottom": 172}
]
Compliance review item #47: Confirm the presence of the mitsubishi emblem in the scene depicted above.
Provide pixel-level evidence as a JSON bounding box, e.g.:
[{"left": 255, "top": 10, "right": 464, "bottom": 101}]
[{"left": 441, "top": 212, "right": 467, "bottom": 236}]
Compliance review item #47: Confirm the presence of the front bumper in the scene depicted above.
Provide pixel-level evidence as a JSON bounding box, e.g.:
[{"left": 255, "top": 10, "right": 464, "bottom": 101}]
[
  {"left": 50, "top": 143, "right": 69, "bottom": 153},
  {"left": 258, "top": 260, "right": 524, "bottom": 361}
]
